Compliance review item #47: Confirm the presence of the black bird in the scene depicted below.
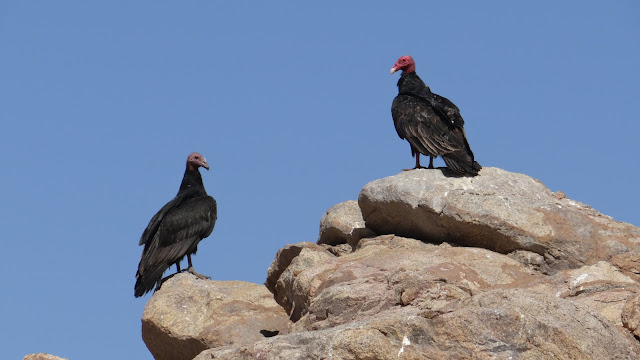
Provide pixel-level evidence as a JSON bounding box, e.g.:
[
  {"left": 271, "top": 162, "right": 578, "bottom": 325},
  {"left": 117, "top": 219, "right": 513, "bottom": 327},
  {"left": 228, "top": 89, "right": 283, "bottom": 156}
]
[
  {"left": 134, "top": 152, "right": 217, "bottom": 297},
  {"left": 390, "top": 55, "right": 481, "bottom": 175}
]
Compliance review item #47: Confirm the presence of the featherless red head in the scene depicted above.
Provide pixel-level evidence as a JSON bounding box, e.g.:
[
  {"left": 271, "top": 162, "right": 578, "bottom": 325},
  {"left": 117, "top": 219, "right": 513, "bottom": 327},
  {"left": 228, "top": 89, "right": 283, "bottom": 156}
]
[
  {"left": 187, "top": 152, "right": 210, "bottom": 171},
  {"left": 390, "top": 55, "right": 416, "bottom": 74}
]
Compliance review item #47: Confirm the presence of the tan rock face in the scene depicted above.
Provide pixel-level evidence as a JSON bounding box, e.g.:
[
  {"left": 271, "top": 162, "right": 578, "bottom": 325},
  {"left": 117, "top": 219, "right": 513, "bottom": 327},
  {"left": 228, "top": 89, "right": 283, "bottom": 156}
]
[
  {"left": 359, "top": 168, "right": 640, "bottom": 273},
  {"left": 623, "top": 294, "right": 640, "bottom": 338},
  {"left": 195, "top": 241, "right": 640, "bottom": 359},
  {"left": 197, "top": 289, "right": 640, "bottom": 360},
  {"left": 425, "top": 289, "right": 640, "bottom": 359},
  {"left": 529, "top": 261, "right": 640, "bottom": 327},
  {"left": 271, "top": 236, "right": 541, "bottom": 331},
  {"left": 258, "top": 236, "right": 639, "bottom": 358},
  {"left": 141, "top": 274, "right": 291, "bottom": 360},
  {"left": 612, "top": 250, "right": 640, "bottom": 282}
]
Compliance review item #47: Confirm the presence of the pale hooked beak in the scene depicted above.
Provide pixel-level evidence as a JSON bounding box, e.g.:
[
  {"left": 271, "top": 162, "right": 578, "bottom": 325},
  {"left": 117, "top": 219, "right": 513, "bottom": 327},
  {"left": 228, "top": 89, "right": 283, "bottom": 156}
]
[{"left": 390, "top": 67, "right": 397, "bottom": 74}]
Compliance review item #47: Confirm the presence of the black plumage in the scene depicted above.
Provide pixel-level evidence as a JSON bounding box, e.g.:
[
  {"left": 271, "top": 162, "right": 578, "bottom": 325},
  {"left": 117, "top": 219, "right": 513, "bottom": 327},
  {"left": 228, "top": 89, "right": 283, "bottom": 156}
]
[
  {"left": 134, "top": 152, "right": 217, "bottom": 297},
  {"left": 390, "top": 55, "right": 481, "bottom": 175}
]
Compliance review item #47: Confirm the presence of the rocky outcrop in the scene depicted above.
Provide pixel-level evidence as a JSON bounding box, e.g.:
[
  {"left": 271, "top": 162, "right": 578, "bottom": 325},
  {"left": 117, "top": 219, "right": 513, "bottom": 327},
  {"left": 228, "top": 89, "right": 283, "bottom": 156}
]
[
  {"left": 141, "top": 274, "right": 290, "bottom": 360},
  {"left": 140, "top": 167, "right": 640, "bottom": 359},
  {"left": 196, "top": 286, "right": 639, "bottom": 360},
  {"left": 251, "top": 235, "right": 639, "bottom": 359},
  {"left": 23, "top": 354, "right": 68, "bottom": 360}
]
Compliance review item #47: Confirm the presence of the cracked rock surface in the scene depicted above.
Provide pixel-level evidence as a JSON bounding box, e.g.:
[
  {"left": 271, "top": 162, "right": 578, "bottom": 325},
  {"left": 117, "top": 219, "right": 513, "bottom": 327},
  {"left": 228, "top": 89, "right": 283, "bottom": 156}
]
[{"left": 199, "top": 235, "right": 640, "bottom": 359}]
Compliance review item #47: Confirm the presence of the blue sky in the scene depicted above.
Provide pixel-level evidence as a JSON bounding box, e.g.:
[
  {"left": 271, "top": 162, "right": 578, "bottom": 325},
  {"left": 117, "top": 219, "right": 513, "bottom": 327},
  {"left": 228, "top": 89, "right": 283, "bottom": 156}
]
[{"left": 1, "top": 2, "right": 638, "bottom": 359}]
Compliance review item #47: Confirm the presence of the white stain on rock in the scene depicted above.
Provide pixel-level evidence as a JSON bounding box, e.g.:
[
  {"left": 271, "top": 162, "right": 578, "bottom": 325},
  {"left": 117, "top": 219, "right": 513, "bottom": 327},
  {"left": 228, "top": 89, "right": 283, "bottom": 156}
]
[{"left": 398, "top": 335, "right": 411, "bottom": 358}]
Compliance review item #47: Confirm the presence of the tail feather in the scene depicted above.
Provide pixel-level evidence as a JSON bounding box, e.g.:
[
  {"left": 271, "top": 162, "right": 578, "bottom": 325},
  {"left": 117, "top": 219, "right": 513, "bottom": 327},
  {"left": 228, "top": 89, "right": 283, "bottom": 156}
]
[
  {"left": 134, "top": 265, "right": 169, "bottom": 297},
  {"left": 442, "top": 149, "right": 481, "bottom": 176}
]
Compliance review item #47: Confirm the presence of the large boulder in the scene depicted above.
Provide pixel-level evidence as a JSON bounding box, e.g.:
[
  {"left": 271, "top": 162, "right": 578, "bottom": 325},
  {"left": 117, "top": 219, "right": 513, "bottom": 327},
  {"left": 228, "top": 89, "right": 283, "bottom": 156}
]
[
  {"left": 358, "top": 167, "right": 640, "bottom": 273},
  {"left": 141, "top": 273, "right": 290, "bottom": 360}
]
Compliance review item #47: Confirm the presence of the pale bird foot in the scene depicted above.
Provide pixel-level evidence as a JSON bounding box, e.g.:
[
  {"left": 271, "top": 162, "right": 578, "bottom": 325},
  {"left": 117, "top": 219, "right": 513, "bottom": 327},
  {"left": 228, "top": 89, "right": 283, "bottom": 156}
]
[{"left": 186, "top": 267, "right": 211, "bottom": 280}]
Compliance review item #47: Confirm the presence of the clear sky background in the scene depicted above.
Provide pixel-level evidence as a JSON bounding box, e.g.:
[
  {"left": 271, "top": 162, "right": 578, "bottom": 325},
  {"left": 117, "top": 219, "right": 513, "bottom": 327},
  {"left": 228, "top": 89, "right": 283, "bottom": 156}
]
[{"left": 1, "top": 1, "right": 638, "bottom": 359}]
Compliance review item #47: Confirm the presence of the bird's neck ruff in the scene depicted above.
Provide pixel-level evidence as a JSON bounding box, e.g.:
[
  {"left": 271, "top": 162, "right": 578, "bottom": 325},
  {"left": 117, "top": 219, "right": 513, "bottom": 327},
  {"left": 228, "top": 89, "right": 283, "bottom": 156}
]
[
  {"left": 397, "top": 72, "right": 431, "bottom": 98},
  {"left": 179, "top": 169, "right": 206, "bottom": 194}
]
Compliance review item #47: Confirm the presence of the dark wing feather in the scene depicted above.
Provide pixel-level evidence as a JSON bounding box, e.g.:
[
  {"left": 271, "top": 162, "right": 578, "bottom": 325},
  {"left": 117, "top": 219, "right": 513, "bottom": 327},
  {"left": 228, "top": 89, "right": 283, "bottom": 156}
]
[
  {"left": 429, "top": 93, "right": 465, "bottom": 128},
  {"left": 139, "top": 195, "right": 216, "bottom": 271},
  {"left": 139, "top": 187, "right": 200, "bottom": 246},
  {"left": 155, "top": 196, "right": 217, "bottom": 249},
  {"left": 392, "top": 94, "right": 466, "bottom": 157},
  {"left": 392, "top": 96, "right": 409, "bottom": 141}
]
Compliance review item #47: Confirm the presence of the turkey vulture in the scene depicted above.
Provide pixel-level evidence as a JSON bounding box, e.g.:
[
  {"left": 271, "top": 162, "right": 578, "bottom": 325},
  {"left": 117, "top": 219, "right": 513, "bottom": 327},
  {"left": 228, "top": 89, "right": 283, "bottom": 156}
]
[
  {"left": 134, "top": 152, "right": 217, "bottom": 297},
  {"left": 390, "top": 55, "right": 481, "bottom": 175}
]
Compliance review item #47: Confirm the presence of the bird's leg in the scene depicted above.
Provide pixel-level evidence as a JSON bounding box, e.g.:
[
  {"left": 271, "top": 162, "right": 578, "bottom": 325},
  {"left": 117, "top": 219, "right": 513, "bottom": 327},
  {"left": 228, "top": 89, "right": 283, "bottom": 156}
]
[
  {"left": 428, "top": 156, "right": 434, "bottom": 169},
  {"left": 403, "top": 153, "right": 427, "bottom": 171},
  {"left": 186, "top": 254, "right": 211, "bottom": 280},
  {"left": 175, "top": 262, "right": 181, "bottom": 274}
]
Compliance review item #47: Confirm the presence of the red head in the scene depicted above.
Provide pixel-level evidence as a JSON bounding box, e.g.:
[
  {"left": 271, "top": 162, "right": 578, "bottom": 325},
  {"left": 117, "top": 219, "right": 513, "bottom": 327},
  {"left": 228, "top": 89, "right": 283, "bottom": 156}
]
[
  {"left": 186, "top": 152, "right": 210, "bottom": 171},
  {"left": 390, "top": 55, "right": 415, "bottom": 74}
]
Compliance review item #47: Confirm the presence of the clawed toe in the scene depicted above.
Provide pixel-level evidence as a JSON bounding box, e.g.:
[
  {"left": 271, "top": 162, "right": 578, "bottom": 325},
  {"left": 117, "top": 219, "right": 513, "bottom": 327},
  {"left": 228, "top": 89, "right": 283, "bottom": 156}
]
[{"left": 186, "top": 267, "right": 211, "bottom": 280}]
